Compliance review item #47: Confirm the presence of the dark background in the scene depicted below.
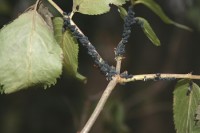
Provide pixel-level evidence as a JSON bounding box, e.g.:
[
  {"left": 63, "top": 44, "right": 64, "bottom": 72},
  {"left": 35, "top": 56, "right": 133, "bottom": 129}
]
[{"left": 0, "top": 0, "right": 200, "bottom": 133}]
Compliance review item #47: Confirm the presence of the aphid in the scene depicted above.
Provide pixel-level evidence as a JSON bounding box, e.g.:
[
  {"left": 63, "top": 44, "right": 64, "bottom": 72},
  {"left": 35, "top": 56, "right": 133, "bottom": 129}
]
[
  {"left": 186, "top": 81, "right": 193, "bottom": 96},
  {"left": 154, "top": 73, "right": 161, "bottom": 81},
  {"left": 115, "top": 6, "right": 135, "bottom": 57},
  {"left": 76, "top": 5, "right": 80, "bottom": 11},
  {"left": 120, "top": 71, "right": 132, "bottom": 79},
  {"left": 62, "top": 12, "right": 117, "bottom": 79},
  {"left": 143, "top": 76, "right": 147, "bottom": 81}
]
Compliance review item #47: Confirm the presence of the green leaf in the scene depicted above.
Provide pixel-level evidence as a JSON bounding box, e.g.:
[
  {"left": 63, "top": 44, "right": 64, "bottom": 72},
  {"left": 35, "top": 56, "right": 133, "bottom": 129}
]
[
  {"left": 195, "top": 105, "right": 200, "bottom": 129},
  {"left": 53, "top": 17, "right": 86, "bottom": 82},
  {"left": 134, "top": 0, "right": 192, "bottom": 31},
  {"left": 173, "top": 80, "right": 200, "bottom": 133},
  {"left": 0, "top": 11, "right": 63, "bottom": 94},
  {"left": 73, "top": 0, "right": 128, "bottom": 15},
  {"left": 136, "top": 17, "right": 160, "bottom": 46},
  {"left": 118, "top": 6, "right": 128, "bottom": 20}
]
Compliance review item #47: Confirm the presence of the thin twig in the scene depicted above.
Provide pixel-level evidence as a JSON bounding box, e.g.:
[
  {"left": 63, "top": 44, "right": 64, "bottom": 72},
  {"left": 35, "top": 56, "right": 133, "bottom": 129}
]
[
  {"left": 116, "top": 58, "right": 122, "bottom": 73},
  {"left": 69, "top": 11, "right": 75, "bottom": 19},
  {"left": 47, "top": 0, "right": 63, "bottom": 15},
  {"left": 79, "top": 77, "right": 118, "bottom": 133},
  {"left": 79, "top": 58, "right": 122, "bottom": 133},
  {"left": 119, "top": 73, "right": 200, "bottom": 83}
]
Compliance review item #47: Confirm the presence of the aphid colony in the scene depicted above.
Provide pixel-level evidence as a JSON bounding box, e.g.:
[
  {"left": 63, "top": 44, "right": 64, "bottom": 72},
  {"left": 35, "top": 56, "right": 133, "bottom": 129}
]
[
  {"left": 62, "top": 6, "right": 135, "bottom": 80},
  {"left": 115, "top": 6, "right": 135, "bottom": 57},
  {"left": 62, "top": 6, "right": 179, "bottom": 81}
]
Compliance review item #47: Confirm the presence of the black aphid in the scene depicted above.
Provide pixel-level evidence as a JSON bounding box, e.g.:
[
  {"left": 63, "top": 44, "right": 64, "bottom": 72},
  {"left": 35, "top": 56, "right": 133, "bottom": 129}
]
[
  {"left": 154, "top": 73, "right": 161, "bottom": 81},
  {"left": 76, "top": 5, "right": 80, "bottom": 11},
  {"left": 115, "top": 6, "right": 136, "bottom": 57},
  {"left": 187, "top": 81, "right": 193, "bottom": 96},
  {"left": 62, "top": 13, "right": 117, "bottom": 79}
]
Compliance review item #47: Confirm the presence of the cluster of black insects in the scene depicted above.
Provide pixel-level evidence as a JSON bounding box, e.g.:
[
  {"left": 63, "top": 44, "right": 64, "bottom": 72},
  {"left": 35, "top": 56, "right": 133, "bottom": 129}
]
[
  {"left": 62, "top": 6, "right": 182, "bottom": 82},
  {"left": 114, "top": 6, "right": 136, "bottom": 57},
  {"left": 62, "top": 6, "right": 136, "bottom": 80},
  {"left": 63, "top": 13, "right": 116, "bottom": 80}
]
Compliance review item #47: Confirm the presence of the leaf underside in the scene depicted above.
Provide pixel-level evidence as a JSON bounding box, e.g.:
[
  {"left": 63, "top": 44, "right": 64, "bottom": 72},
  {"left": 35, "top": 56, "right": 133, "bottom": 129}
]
[
  {"left": 0, "top": 11, "right": 63, "bottom": 94},
  {"left": 173, "top": 80, "right": 200, "bottom": 133},
  {"left": 136, "top": 17, "right": 160, "bottom": 46},
  {"left": 53, "top": 17, "right": 86, "bottom": 82},
  {"left": 73, "top": 0, "right": 128, "bottom": 15}
]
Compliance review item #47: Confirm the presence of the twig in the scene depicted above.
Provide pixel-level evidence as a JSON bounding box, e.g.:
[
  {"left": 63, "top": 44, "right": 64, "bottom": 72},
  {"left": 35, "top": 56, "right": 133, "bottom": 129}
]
[
  {"left": 116, "top": 58, "right": 122, "bottom": 73},
  {"left": 119, "top": 73, "right": 200, "bottom": 83},
  {"left": 47, "top": 0, "right": 63, "bottom": 15},
  {"left": 79, "top": 77, "right": 118, "bottom": 133},
  {"left": 47, "top": 2, "right": 119, "bottom": 132},
  {"left": 63, "top": 15, "right": 116, "bottom": 79},
  {"left": 48, "top": 0, "right": 116, "bottom": 79},
  {"left": 79, "top": 52, "right": 123, "bottom": 133}
]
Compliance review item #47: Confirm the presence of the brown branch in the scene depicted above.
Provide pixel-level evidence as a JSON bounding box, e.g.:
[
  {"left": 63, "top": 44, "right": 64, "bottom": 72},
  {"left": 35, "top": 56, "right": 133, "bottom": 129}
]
[
  {"left": 119, "top": 73, "right": 200, "bottom": 83},
  {"left": 79, "top": 77, "right": 118, "bottom": 133},
  {"left": 47, "top": 0, "right": 64, "bottom": 15}
]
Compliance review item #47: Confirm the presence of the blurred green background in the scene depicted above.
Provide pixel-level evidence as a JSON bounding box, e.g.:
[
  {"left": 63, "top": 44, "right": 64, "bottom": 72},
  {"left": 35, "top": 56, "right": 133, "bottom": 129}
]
[{"left": 0, "top": 0, "right": 200, "bottom": 133}]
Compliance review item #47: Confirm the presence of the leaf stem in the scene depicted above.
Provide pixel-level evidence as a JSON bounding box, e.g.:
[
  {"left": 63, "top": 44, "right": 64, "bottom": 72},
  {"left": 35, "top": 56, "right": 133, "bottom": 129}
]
[
  {"left": 119, "top": 73, "right": 200, "bottom": 83},
  {"left": 34, "top": 0, "right": 40, "bottom": 11}
]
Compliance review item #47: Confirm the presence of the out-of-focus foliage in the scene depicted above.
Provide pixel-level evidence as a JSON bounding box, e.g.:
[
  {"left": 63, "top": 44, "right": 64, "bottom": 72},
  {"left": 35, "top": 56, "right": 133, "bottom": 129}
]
[
  {"left": 186, "top": 1, "right": 200, "bottom": 31},
  {"left": 103, "top": 100, "right": 129, "bottom": 133},
  {"left": 0, "top": 0, "right": 11, "bottom": 15},
  {"left": 133, "top": 0, "right": 192, "bottom": 31}
]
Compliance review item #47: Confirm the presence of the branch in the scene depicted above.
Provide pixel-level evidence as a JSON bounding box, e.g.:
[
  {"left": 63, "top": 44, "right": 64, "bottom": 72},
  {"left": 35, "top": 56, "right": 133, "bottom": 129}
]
[
  {"left": 80, "top": 56, "right": 122, "bottom": 133},
  {"left": 79, "top": 77, "right": 118, "bottom": 133},
  {"left": 48, "top": 0, "right": 116, "bottom": 79},
  {"left": 47, "top": 0, "right": 63, "bottom": 15},
  {"left": 119, "top": 73, "right": 200, "bottom": 83},
  {"left": 63, "top": 15, "right": 116, "bottom": 79},
  {"left": 116, "top": 58, "right": 122, "bottom": 73}
]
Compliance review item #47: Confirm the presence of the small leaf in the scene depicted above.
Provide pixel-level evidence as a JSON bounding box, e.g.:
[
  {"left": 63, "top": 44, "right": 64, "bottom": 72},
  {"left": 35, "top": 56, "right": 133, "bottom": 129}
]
[
  {"left": 134, "top": 0, "right": 192, "bottom": 31},
  {"left": 173, "top": 80, "right": 200, "bottom": 133},
  {"left": 73, "top": 0, "right": 128, "bottom": 15},
  {"left": 136, "top": 17, "right": 160, "bottom": 46},
  {"left": 118, "top": 6, "right": 128, "bottom": 20},
  {"left": 0, "top": 11, "right": 63, "bottom": 94},
  {"left": 53, "top": 17, "right": 86, "bottom": 82}
]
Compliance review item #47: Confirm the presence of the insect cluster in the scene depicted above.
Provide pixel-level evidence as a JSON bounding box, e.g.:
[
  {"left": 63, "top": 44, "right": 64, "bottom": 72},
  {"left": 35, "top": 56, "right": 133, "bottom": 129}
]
[
  {"left": 63, "top": 6, "right": 135, "bottom": 80},
  {"left": 115, "top": 6, "right": 135, "bottom": 57}
]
